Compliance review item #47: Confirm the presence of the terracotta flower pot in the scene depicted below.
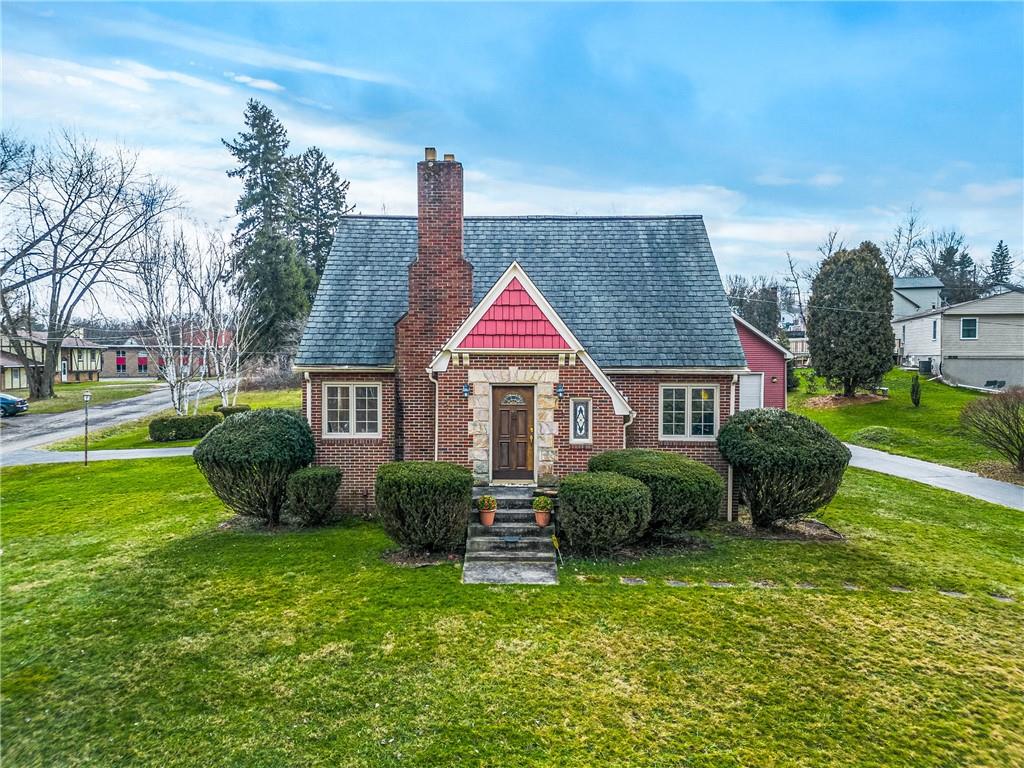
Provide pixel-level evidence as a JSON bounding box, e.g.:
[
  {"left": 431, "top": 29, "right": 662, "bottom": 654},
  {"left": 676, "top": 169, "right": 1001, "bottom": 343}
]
[
  {"left": 480, "top": 508, "right": 496, "bottom": 526},
  {"left": 534, "top": 510, "right": 551, "bottom": 527}
]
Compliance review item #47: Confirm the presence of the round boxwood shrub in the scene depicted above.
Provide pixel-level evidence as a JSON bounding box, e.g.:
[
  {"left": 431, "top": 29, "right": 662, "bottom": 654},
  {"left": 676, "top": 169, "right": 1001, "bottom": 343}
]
[
  {"left": 557, "top": 471, "right": 651, "bottom": 553},
  {"left": 149, "top": 413, "right": 222, "bottom": 442},
  {"left": 214, "top": 403, "right": 252, "bottom": 417},
  {"left": 287, "top": 466, "right": 341, "bottom": 526},
  {"left": 374, "top": 461, "right": 473, "bottom": 552},
  {"left": 717, "top": 408, "right": 851, "bottom": 527},
  {"left": 193, "top": 409, "right": 315, "bottom": 525},
  {"left": 588, "top": 449, "right": 724, "bottom": 532}
]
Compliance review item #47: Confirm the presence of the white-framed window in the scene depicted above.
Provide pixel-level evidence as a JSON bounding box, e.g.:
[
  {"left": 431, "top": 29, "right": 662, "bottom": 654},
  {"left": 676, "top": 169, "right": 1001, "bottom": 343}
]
[
  {"left": 932, "top": 320, "right": 937, "bottom": 340},
  {"left": 960, "top": 318, "right": 978, "bottom": 340},
  {"left": 323, "top": 382, "right": 381, "bottom": 438},
  {"left": 659, "top": 384, "right": 719, "bottom": 440},
  {"left": 569, "top": 398, "right": 592, "bottom": 444}
]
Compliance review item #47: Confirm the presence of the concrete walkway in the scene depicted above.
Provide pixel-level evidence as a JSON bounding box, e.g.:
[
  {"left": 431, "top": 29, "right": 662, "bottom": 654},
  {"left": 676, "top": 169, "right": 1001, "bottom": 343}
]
[
  {"left": 846, "top": 444, "right": 1024, "bottom": 511},
  {"left": 3, "top": 446, "right": 195, "bottom": 466}
]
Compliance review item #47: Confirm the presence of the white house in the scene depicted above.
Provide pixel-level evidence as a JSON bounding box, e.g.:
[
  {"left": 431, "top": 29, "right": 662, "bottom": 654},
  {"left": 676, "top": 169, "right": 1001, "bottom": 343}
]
[{"left": 892, "top": 276, "right": 944, "bottom": 319}]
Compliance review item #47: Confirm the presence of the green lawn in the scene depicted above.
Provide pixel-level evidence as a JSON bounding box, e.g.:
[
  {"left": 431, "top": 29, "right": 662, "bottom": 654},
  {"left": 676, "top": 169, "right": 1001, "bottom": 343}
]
[
  {"left": 790, "top": 368, "right": 1001, "bottom": 469},
  {"left": 2, "top": 458, "right": 1021, "bottom": 767},
  {"left": 48, "top": 388, "right": 302, "bottom": 450},
  {"left": 17, "top": 380, "right": 158, "bottom": 415}
]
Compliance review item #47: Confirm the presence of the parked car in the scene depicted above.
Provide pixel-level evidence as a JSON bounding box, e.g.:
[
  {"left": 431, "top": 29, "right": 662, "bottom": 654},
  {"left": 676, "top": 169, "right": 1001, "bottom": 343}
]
[{"left": 0, "top": 392, "right": 29, "bottom": 416}]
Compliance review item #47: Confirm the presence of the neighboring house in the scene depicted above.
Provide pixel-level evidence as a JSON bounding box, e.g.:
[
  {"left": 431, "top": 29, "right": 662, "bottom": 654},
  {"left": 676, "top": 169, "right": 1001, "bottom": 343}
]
[
  {"left": 892, "top": 275, "right": 944, "bottom": 319},
  {"left": 296, "top": 149, "right": 751, "bottom": 515},
  {"left": 102, "top": 337, "right": 152, "bottom": 378},
  {"left": 0, "top": 330, "right": 103, "bottom": 383},
  {"left": 893, "top": 288, "right": 1024, "bottom": 388},
  {"left": 733, "top": 314, "right": 792, "bottom": 409},
  {"left": 784, "top": 324, "right": 809, "bottom": 365},
  {"left": 0, "top": 351, "right": 41, "bottom": 390}
]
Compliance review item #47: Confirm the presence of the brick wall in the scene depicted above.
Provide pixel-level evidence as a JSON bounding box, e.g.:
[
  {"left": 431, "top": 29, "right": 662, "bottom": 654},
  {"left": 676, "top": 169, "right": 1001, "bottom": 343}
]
[
  {"left": 304, "top": 372, "right": 396, "bottom": 514},
  {"left": 394, "top": 153, "right": 474, "bottom": 461}
]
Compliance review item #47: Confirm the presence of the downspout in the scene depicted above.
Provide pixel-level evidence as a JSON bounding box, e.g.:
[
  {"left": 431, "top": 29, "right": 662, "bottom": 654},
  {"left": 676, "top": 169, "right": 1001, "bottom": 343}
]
[
  {"left": 304, "top": 372, "right": 312, "bottom": 426},
  {"left": 427, "top": 368, "right": 439, "bottom": 461},
  {"left": 727, "top": 374, "right": 737, "bottom": 522},
  {"left": 622, "top": 410, "right": 636, "bottom": 449}
]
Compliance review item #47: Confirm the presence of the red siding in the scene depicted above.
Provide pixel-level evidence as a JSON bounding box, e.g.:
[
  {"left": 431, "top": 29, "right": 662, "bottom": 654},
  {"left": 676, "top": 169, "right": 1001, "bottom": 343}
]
[
  {"left": 461, "top": 278, "right": 570, "bottom": 350},
  {"left": 734, "top": 319, "right": 788, "bottom": 409}
]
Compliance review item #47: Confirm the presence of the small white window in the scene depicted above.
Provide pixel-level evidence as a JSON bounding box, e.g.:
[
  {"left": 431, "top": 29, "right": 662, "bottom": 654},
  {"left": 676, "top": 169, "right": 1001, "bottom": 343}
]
[
  {"left": 569, "top": 398, "right": 592, "bottom": 444},
  {"left": 931, "top": 320, "right": 937, "bottom": 340},
  {"left": 960, "top": 318, "right": 978, "bottom": 340},
  {"left": 660, "top": 385, "right": 718, "bottom": 440},
  {"left": 323, "top": 382, "right": 381, "bottom": 438}
]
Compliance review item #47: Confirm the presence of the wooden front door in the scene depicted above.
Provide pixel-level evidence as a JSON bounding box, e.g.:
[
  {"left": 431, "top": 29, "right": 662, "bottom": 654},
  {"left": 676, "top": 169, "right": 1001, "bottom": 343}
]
[{"left": 492, "top": 386, "right": 534, "bottom": 480}]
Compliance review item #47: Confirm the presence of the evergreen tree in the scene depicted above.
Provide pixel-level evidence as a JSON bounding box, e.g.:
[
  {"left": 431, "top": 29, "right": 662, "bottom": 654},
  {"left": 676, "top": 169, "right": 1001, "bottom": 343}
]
[
  {"left": 238, "top": 231, "right": 311, "bottom": 357},
  {"left": 290, "top": 146, "right": 354, "bottom": 286},
  {"left": 807, "top": 241, "right": 894, "bottom": 397},
  {"left": 987, "top": 240, "right": 1013, "bottom": 287}
]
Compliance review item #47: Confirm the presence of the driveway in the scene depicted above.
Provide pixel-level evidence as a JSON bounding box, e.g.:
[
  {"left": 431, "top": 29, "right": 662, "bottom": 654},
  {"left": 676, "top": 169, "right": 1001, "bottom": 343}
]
[
  {"left": 846, "top": 444, "right": 1024, "bottom": 511},
  {"left": 0, "top": 382, "right": 217, "bottom": 460}
]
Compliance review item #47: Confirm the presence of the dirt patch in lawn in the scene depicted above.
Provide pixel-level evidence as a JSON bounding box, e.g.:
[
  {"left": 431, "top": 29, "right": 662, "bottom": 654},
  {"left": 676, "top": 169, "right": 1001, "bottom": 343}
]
[
  {"left": 382, "top": 550, "right": 462, "bottom": 567},
  {"left": 969, "top": 461, "right": 1024, "bottom": 487},
  {"left": 727, "top": 518, "right": 846, "bottom": 542},
  {"left": 804, "top": 393, "right": 885, "bottom": 409}
]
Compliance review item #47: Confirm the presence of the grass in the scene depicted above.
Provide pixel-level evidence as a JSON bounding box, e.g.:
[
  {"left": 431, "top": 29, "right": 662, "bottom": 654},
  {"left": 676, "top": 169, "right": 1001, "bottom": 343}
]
[
  {"left": 2, "top": 458, "right": 1021, "bottom": 767},
  {"left": 790, "top": 368, "right": 1001, "bottom": 469},
  {"left": 17, "top": 380, "right": 158, "bottom": 415},
  {"left": 48, "top": 388, "right": 302, "bottom": 450}
]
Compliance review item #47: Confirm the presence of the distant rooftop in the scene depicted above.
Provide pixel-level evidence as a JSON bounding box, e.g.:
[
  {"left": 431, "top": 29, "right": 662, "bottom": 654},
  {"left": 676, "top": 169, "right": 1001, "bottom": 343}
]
[{"left": 894, "top": 276, "right": 944, "bottom": 289}]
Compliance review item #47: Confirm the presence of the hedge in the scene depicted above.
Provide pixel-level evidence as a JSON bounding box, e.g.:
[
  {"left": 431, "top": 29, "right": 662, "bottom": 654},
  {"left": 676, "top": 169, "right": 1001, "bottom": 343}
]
[
  {"left": 149, "top": 413, "right": 222, "bottom": 442},
  {"left": 588, "top": 449, "right": 724, "bottom": 532},
  {"left": 193, "top": 409, "right": 315, "bottom": 525},
  {"left": 287, "top": 466, "right": 341, "bottom": 526},
  {"left": 214, "top": 403, "right": 252, "bottom": 417},
  {"left": 717, "top": 408, "right": 851, "bottom": 527},
  {"left": 375, "top": 462, "right": 473, "bottom": 551},
  {"left": 557, "top": 471, "right": 651, "bottom": 553}
]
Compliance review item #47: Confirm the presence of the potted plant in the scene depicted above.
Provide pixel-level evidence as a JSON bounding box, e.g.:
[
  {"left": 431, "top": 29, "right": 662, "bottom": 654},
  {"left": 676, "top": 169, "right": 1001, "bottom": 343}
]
[
  {"left": 532, "top": 495, "right": 553, "bottom": 527},
  {"left": 477, "top": 495, "right": 497, "bottom": 527}
]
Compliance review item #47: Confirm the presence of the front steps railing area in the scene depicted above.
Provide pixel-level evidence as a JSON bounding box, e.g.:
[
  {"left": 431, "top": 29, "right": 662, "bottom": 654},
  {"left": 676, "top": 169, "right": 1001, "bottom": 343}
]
[{"left": 463, "top": 486, "right": 558, "bottom": 585}]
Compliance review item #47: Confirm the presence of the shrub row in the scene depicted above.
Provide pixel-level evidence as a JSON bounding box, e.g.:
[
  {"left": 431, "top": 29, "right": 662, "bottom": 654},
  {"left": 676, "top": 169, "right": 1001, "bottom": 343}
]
[
  {"left": 287, "top": 467, "right": 342, "bottom": 526},
  {"left": 558, "top": 471, "right": 651, "bottom": 553},
  {"left": 375, "top": 461, "right": 473, "bottom": 552},
  {"left": 149, "top": 413, "right": 222, "bottom": 442}
]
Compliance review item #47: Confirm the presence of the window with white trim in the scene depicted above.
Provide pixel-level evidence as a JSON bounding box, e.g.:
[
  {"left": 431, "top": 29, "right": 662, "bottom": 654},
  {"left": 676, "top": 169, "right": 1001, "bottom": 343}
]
[
  {"left": 323, "top": 383, "right": 381, "bottom": 437},
  {"left": 660, "top": 385, "right": 718, "bottom": 439},
  {"left": 569, "top": 398, "right": 592, "bottom": 444},
  {"left": 960, "top": 318, "right": 978, "bottom": 339},
  {"left": 932, "top": 320, "right": 937, "bottom": 340}
]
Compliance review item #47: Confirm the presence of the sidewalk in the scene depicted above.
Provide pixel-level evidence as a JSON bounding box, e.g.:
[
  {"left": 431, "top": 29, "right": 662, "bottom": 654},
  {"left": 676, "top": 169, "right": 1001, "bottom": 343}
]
[
  {"left": 3, "top": 446, "right": 195, "bottom": 466},
  {"left": 846, "top": 444, "right": 1024, "bottom": 511}
]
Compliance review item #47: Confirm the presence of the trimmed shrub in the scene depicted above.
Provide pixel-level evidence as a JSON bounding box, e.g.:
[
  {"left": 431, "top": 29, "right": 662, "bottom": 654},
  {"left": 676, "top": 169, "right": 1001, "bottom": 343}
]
[
  {"left": 193, "top": 409, "right": 315, "bottom": 525},
  {"left": 910, "top": 375, "right": 921, "bottom": 408},
  {"left": 717, "top": 408, "right": 851, "bottom": 527},
  {"left": 588, "top": 449, "right": 724, "bottom": 532},
  {"left": 214, "top": 403, "right": 252, "bottom": 417},
  {"left": 149, "top": 413, "right": 222, "bottom": 442},
  {"left": 375, "top": 462, "right": 473, "bottom": 551},
  {"left": 558, "top": 472, "right": 651, "bottom": 553},
  {"left": 287, "top": 466, "right": 341, "bottom": 526}
]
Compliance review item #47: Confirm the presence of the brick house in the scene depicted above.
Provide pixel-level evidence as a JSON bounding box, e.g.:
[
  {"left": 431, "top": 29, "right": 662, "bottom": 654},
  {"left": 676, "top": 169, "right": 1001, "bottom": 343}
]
[
  {"left": 296, "top": 149, "right": 756, "bottom": 517},
  {"left": 102, "top": 338, "right": 152, "bottom": 378}
]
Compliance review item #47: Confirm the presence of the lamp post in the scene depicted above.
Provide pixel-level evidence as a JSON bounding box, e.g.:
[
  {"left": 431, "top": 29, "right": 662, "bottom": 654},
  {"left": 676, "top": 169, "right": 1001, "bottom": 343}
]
[{"left": 83, "top": 390, "right": 92, "bottom": 466}]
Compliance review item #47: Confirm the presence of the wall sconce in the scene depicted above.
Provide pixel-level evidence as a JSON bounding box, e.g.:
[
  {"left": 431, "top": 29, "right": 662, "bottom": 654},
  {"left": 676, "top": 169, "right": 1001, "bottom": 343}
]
[
  {"left": 770, "top": 376, "right": 779, "bottom": 384},
  {"left": 461, "top": 383, "right": 470, "bottom": 398},
  {"left": 555, "top": 383, "right": 565, "bottom": 398}
]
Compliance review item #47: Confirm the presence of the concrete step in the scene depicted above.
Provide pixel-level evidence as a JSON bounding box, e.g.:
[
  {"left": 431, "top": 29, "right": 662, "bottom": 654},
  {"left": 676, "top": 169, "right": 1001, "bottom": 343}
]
[
  {"left": 473, "top": 486, "right": 537, "bottom": 508},
  {"left": 472, "top": 509, "right": 539, "bottom": 524},
  {"left": 469, "top": 521, "right": 555, "bottom": 538},
  {"left": 467, "top": 535, "right": 551, "bottom": 553},
  {"left": 464, "top": 549, "right": 556, "bottom": 563},
  {"left": 463, "top": 560, "right": 557, "bottom": 585}
]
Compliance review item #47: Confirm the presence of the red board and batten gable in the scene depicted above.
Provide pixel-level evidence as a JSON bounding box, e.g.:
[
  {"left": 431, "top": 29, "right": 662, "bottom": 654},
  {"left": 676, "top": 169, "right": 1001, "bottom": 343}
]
[
  {"left": 460, "top": 278, "right": 571, "bottom": 350},
  {"left": 733, "top": 314, "right": 790, "bottom": 409}
]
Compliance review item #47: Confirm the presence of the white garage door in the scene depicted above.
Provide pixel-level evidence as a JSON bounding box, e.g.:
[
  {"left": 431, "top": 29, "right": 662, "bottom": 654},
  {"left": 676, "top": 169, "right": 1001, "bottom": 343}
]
[{"left": 738, "top": 373, "right": 763, "bottom": 411}]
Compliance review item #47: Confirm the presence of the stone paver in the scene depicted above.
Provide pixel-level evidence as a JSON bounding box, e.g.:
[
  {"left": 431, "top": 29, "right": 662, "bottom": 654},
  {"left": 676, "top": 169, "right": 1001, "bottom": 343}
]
[
  {"left": 665, "top": 579, "right": 691, "bottom": 588},
  {"left": 842, "top": 583, "right": 863, "bottom": 591},
  {"left": 939, "top": 590, "right": 967, "bottom": 598},
  {"left": 796, "top": 582, "right": 818, "bottom": 590},
  {"left": 620, "top": 576, "right": 646, "bottom": 586},
  {"left": 462, "top": 561, "right": 557, "bottom": 585},
  {"left": 989, "top": 593, "right": 1015, "bottom": 603},
  {"left": 751, "top": 580, "right": 778, "bottom": 589},
  {"left": 846, "top": 444, "right": 1024, "bottom": 511},
  {"left": 708, "top": 581, "right": 734, "bottom": 588},
  {"left": 889, "top": 585, "right": 913, "bottom": 593}
]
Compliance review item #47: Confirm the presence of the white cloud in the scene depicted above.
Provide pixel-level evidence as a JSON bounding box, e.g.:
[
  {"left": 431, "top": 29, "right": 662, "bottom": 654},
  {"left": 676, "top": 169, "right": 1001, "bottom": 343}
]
[
  {"left": 226, "top": 72, "right": 284, "bottom": 93},
  {"left": 807, "top": 172, "right": 843, "bottom": 188},
  {"left": 962, "top": 179, "right": 1022, "bottom": 204},
  {"left": 755, "top": 171, "right": 843, "bottom": 188}
]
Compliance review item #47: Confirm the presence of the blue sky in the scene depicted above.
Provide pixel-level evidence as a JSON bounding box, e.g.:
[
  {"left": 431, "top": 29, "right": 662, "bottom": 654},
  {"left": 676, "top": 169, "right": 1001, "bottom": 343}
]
[{"left": 3, "top": 2, "right": 1022, "bottom": 277}]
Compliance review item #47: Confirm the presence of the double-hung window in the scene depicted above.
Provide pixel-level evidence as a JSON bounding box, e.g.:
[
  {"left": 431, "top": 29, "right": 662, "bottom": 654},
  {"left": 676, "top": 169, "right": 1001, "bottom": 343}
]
[
  {"left": 960, "top": 318, "right": 978, "bottom": 340},
  {"left": 660, "top": 384, "right": 718, "bottom": 440},
  {"left": 323, "top": 382, "right": 381, "bottom": 438}
]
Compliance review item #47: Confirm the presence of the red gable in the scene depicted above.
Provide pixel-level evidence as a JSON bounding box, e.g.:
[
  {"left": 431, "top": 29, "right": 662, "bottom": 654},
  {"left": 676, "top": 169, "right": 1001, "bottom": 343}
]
[{"left": 460, "top": 278, "right": 570, "bottom": 350}]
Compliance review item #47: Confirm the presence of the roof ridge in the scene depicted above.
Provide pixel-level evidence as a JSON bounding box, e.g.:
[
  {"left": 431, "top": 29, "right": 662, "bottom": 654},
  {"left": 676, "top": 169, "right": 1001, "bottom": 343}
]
[{"left": 341, "top": 214, "right": 705, "bottom": 221}]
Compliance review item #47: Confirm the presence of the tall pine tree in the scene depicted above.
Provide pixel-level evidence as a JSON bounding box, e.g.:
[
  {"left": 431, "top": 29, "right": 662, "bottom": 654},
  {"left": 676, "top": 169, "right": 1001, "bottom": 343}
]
[
  {"left": 290, "top": 146, "right": 355, "bottom": 289},
  {"left": 223, "top": 100, "right": 311, "bottom": 358},
  {"left": 807, "top": 241, "right": 894, "bottom": 397},
  {"left": 987, "top": 240, "right": 1013, "bottom": 287}
]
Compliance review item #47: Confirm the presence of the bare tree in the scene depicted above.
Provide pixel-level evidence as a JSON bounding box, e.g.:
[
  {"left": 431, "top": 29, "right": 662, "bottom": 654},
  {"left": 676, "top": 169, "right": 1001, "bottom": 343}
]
[
  {"left": 0, "top": 131, "right": 177, "bottom": 399},
  {"left": 960, "top": 388, "right": 1024, "bottom": 471},
  {"left": 817, "top": 230, "right": 845, "bottom": 260},
  {"left": 882, "top": 206, "right": 925, "bottom": 276},
  {"left": 785, "top": 252, "right": 809, "bottom": 328}
]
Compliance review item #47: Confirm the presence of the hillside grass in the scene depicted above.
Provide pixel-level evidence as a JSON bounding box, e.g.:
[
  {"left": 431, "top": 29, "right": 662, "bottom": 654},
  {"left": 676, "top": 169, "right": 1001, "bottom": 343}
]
[
  {"left": 2, "top": 457, "right": 1021, "bottom": 767},
  {"left": 15, "top": 380, "right": 158, "bottom": 415},
  {"left": 48, "top": 388, "right": 302, "bottom": 450}
]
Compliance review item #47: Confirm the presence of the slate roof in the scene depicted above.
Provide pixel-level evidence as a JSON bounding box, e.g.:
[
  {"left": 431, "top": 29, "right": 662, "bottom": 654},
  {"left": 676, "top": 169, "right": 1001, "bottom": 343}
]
[
  {"left": 297, "top": 216, "right": 746, "bottom": 369},
  {"left": 894, "top": 276, "right": 944, "bottom": 289}
]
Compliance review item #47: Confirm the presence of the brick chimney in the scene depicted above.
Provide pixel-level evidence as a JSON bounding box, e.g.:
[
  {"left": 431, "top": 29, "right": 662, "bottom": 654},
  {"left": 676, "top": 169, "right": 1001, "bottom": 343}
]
[{"left": 394, "top": 148, "right": 474, "bottom": 460}]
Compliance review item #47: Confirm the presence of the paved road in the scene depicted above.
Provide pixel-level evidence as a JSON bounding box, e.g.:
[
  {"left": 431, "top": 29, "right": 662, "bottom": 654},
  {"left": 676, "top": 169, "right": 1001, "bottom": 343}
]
[
  {"left": 5, "top": 446, "right": 196, "bottom": 466},
  {"left": 847, "top": 444, "right": 1024, "bottom": 511},
  {"left": 0, "top": 382, "right": 216, "bottom": 462}
]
